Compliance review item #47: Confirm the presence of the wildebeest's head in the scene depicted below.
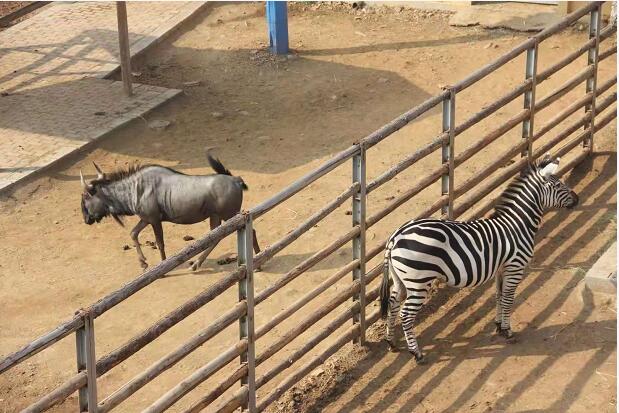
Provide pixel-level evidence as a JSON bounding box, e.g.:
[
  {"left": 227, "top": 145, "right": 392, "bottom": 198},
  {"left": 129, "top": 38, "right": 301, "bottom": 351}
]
[{"left": 80, "top": 164, "right": 109, "bottom": 225}]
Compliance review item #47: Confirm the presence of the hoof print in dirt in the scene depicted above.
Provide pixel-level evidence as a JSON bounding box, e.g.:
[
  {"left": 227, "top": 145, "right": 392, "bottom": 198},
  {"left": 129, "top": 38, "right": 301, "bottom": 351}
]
[
  {"left": 183, "top": 235, "right": 195, "bottom": 241},
  {"left": 122, "top": 244, "right": 131, "bottom": 251}
]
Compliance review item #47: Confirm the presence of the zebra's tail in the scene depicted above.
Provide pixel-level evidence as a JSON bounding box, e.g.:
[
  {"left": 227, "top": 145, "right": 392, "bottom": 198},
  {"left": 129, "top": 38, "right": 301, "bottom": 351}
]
[{"left": 380, "top": 241, "right": 393, "bottom": 319}]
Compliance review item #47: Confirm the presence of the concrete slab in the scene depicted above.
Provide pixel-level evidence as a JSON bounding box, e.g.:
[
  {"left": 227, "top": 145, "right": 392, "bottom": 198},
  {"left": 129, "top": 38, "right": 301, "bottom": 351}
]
[
  {"left": 448, "top": 2, "right": 562, "bottom": 32},
  {"left": 0, "top": 79, "right": 181, "bottom": 192},
  {"left": 585, "top": 242, "right": 617, "bottom": 295},
  {"left": 0, "top": 2, "right": 207, "bottom": 193}
]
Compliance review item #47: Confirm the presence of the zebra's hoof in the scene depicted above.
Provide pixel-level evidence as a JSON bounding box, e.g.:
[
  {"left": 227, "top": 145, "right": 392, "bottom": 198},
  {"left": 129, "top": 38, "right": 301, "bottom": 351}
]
[
  {"left": 498, "top": 328, "right": 515, "bottom": 341},
  {"left": 386, "top": 340, "right": 399, "bottom": 352},
  {"left": 494, "top": 321, "right": 502, "bottom": 333},
  {"left": 413, "top": 352, "right": 427, "bottom": 365}
]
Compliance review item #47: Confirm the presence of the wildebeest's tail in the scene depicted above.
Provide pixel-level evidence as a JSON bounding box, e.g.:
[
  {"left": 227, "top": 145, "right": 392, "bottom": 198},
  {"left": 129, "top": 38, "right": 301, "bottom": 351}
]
[
  {"left": 380, "top": 240, "right": 394, "bottom": 319},
  {"left": 207, "top": 152, "right": 249, "bottom": 190}
]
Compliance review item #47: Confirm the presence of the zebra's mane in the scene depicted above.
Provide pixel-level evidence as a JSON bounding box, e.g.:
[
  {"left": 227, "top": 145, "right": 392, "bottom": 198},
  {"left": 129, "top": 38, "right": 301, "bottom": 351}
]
[{"left": 490, "top": 161, "right": 545, "bottom": 218}]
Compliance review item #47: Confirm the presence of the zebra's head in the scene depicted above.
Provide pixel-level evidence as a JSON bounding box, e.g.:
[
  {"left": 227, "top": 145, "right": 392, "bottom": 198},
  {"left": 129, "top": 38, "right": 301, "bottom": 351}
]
[{"left": 533, "top": 154, "right": 579, "bottom": 211}]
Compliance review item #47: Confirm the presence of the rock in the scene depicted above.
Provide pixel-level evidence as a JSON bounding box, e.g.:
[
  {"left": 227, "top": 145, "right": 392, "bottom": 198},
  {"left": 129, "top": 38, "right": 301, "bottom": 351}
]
[
  {"left": 131, "top": 71, "right": 142, "bottom": 77},
  {"left": 94, "top": 111, "right": 106, "bottom": 116},
  {"left": 122, "top": 245, "right": 131, "bottom": 251},
  {"left": 183, "top": 80, "right": 201, "bottom": 87},
  {"left": 148, "top": 119, "right": 171, "bottom": 130},
  {"left": 578, "top": 23, "right": 585, "bottom": 31},
  {"left": 250, "top": 49, "right": 259, "bottom": 55},
  {"left": 257, "top": 135, "right": 270, "bottom": 142},
  {"left": 330, "top": 94, "right": 338, "bottom": 101},
  {"left": 345, "top": 210, "right": 352, "bottom": 215},
  {"left": 484, "top": 42, "right": 493, "bottom": 49},
  {"left": 378, "top": 77, "right": 389, "bottom": 83},
  {"left": 385, "top": 195, "right": 395, "bottom": 201},
  {"left": 54, "top": 220, "right": 59, "bottom": 224},
  {"left": 238, "top": 110, "right": 250, "bottom": 116},
  {"left": 311, "top": 367, "right": 325, "bottom": 377},
  {"left": 286, "top": 54, "right": 298, "bottom": 60},
  {"left": 183, "top": 235, "right": 195, "bottom": 241},
  {"left": 211, "top": 111, "right": 225, "bottom": 119}
]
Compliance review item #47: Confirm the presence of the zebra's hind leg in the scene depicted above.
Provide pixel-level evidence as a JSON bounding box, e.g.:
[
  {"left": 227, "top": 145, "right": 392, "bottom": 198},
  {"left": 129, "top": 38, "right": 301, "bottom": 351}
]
[
  {"left": 401, "top": 287, "right": 430, "bottom": 364},
  {"left": 386, "top": 288, "right": 402, "bottom": 352}
]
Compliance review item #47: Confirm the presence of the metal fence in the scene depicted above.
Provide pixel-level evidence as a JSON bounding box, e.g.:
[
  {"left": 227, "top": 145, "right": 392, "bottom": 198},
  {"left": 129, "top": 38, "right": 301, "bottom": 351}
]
[{"left": 0, "top": 2, "right": 616, "bottom": 412}]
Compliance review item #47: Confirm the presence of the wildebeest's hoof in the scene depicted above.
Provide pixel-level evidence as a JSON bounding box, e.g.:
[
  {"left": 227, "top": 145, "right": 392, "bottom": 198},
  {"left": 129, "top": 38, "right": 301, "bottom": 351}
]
[
  {"left": 191, "top": 262, "right": 200, "bottom": 272},
  {"left": 412, "top": 352, "right": 427, "bottom": 365},
  {"left": 140, "top": 260, "right": 148, "bottom": 270},
  {"left": 254, "top": 266, "right": 262, "bottom": 273}
]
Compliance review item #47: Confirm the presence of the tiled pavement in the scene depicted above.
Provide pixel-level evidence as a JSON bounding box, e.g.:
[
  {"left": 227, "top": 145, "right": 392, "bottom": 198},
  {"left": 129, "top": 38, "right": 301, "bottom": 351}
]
[{"left": 0, "top": 2, "right": 208, "bottom": 192}]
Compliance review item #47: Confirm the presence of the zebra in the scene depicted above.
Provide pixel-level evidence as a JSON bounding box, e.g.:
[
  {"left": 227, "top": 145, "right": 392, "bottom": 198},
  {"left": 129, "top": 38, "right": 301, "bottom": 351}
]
[{"left": 379, "top": 155, "right": 578, "bottom": 364}]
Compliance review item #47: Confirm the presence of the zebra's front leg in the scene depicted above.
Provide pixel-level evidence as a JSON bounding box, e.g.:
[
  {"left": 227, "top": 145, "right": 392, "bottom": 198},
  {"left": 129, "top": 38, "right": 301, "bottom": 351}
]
[
  {"left": 494, "top": 274, "right": 503, "bottom": 333},
  {"left": 401, "top": 289, "right": 428, "bottom": 364},
  {"left": 498, "top": 268, "right": 524, "bottom": 341}
]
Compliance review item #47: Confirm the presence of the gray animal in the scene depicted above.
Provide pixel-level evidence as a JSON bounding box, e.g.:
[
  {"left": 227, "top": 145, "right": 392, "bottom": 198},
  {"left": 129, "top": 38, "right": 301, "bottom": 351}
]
[{"left": 80, "top": 153, "right": 260, "bottom": 271}]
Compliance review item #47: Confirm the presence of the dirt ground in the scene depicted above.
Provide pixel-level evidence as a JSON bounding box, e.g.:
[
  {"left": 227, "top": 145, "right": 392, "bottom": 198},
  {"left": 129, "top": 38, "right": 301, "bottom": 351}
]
[{"left": 0, "top": 2, "right": 616, "bottom": 413}]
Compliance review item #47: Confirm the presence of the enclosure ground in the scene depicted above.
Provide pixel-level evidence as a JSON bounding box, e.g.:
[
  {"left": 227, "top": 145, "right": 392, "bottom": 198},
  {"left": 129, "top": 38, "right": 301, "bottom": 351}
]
[{"left": 0, "top": 2, "right": 616, "bottom": 412}]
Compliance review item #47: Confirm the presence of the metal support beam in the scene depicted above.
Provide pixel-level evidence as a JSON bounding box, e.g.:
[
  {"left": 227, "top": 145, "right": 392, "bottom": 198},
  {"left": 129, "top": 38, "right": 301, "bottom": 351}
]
[
  {"left": 116, "top": 1, "right": 133, "bottom": 96},
  {"left": 352, "top": 146, "right": 366, "bottom": 345},
  {"left": 441, "top": 89, "right": 456, "bottom": 219},
  {"left": 237, "top": 215, "right": 256, "bottom": 413},
  {"left": 522, "top": 41, "right": 538, "bottom": 161},
  {"left": 583, "top": 3, "right": 601, "bottom": 153},
  {"left": 75, "top": 313, "right": 97, "bottom": 413},
  {"left": 266, "top": 1, "right": 289, "bottom": 55}
]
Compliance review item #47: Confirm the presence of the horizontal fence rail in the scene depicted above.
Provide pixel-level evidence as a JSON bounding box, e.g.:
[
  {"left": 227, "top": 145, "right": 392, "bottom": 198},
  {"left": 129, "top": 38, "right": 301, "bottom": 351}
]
[{"left": 2, "top": 3, "right": 616, "bottom": 413}]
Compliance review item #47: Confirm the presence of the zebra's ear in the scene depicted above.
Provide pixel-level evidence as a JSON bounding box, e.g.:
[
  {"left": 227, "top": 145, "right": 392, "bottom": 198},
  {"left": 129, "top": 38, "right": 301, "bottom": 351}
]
[{"left": 540, "top": 157, "right": 560, "bottom": 178}]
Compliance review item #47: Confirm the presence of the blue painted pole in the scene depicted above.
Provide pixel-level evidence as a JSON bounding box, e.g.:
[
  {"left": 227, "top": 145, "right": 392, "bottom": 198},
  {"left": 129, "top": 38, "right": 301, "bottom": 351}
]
[{"left": 266, "top": 1, "right": 289, "bottom": 55}]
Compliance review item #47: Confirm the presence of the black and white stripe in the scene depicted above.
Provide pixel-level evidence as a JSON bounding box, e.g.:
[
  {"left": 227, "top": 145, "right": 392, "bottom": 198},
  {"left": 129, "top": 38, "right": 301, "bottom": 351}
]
[{"left": 379, "top": 155, "right": 579, "bottom": 363}]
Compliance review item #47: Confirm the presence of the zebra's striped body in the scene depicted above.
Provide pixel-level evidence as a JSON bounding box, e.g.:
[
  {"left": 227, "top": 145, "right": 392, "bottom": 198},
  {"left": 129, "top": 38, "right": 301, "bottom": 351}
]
[{"left": 380, "top": 156, "right": 578, "bottom": 363}]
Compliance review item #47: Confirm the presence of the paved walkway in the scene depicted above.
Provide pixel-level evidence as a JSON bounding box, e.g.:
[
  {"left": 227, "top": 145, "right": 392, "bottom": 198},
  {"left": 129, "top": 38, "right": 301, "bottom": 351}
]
[{"left": 0, "top": 2, "right": 207, "bottom": 192}]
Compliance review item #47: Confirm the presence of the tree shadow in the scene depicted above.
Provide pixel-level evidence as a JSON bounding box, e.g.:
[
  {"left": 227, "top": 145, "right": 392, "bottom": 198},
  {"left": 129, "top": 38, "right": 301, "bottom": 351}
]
[{"left": 303, "top": 151, "right": 616, "bottom": 413}]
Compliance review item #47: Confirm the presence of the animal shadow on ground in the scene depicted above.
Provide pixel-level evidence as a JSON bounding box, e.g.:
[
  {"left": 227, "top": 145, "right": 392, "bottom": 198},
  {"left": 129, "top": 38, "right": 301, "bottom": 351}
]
[{"left": 301, "top": 152, "right": 617, "bottom": 413}]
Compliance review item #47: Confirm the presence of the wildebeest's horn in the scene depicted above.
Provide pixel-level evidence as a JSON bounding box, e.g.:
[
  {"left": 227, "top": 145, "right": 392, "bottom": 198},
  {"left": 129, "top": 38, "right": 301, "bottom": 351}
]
[
  {"left": 92, "top": 162, "right": 104, "bottom": 179},
  {"left": 80, "top": 170, "right": 93, "bottom": 191}
]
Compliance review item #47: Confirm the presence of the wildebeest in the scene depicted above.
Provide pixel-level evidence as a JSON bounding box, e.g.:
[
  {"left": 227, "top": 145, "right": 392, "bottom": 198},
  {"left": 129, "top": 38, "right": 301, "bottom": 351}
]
[{"left": 80, "top": 153, "right": 260, "bottom": 271}]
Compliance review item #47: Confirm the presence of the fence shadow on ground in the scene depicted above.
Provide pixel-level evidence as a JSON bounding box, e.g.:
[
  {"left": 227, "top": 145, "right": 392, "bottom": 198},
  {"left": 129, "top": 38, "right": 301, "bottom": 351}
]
[{"left": 303, "top": 151, "right": 616, "bottom": 413}]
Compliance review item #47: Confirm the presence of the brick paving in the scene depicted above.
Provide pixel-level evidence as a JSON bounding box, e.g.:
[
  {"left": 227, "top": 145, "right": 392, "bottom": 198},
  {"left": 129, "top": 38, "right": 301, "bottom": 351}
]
[{"left": 0, "top": 2, "right": 207, "bottom": 192}]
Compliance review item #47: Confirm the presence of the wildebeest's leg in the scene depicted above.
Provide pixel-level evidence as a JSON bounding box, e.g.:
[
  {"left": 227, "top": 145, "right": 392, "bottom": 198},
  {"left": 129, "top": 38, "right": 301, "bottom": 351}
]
[
  {"left": 252, "top": 229, "right": 261, "bottom": 254},
  {"left": 498, "top": 266, "right": 524, "bottom": 341},
  {"left": 494, "top": 274, "right": 503, "bottom": 333},
  {"left": 130, "top": 219, "right": 149, "bottom": 269},
  {"left": 400, "top": 282, "right": 430, "bottom": 364},
  {"left": 191, "top": 215, "right": 222, "bottom": 271},
  {"left": 152, "top": 220, "right": 166, "bottom": 261}
]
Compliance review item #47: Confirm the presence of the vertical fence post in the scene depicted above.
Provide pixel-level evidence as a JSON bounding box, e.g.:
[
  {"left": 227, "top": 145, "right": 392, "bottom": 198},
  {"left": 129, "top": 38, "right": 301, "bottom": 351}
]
[
  {"left": 441, "top": 88, "right": 456, "bottom": 219},
  {"left": 115, "top": 1, "right": 133, "bottom": 97},
  {"left": 238, "top": 213, "right": 256, "bottom": 412},
  {"left": 583, "top": 3, "right": 601, "bottom": 154},
  {"left": 75, "top": 312, "right": 97, "bottom": 413},
  {"left": 265, "top": 1, "right": 289, "bottom": 55},
  {"left": 522, "top": 39, "right": 538, "bottom": 161},
  {"left": 352, "top": 144, "right": 366, "bottom": 345}
]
